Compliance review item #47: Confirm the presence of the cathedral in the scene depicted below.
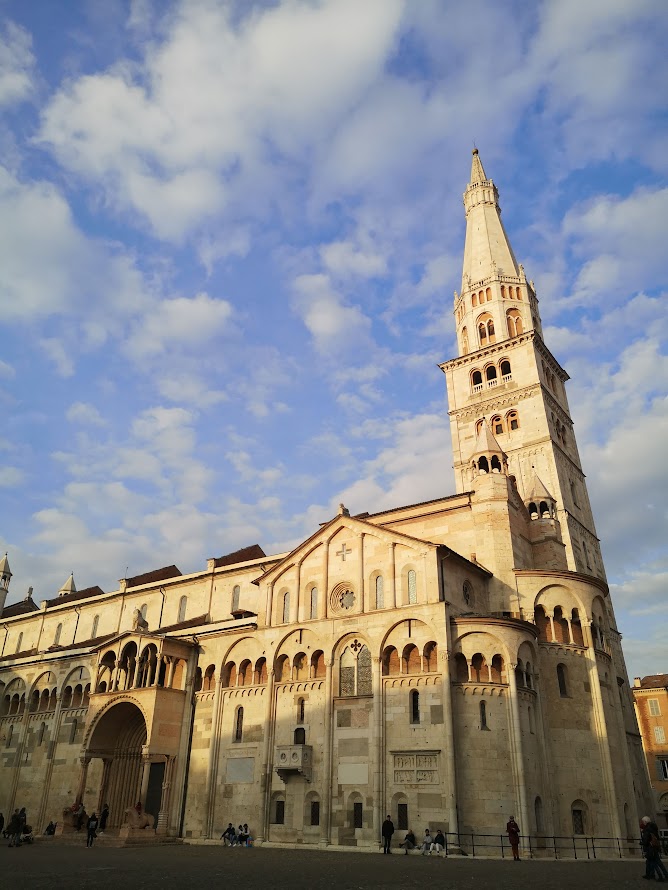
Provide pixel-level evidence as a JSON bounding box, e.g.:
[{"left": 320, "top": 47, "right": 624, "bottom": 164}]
[{"left": 0, "top": 151, "right": 654, "bottom": 849}]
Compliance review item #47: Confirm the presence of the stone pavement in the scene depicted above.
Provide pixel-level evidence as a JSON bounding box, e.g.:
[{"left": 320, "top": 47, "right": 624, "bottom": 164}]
[{"left": 0, "top": 842, "right": 650, "bottom": 889}]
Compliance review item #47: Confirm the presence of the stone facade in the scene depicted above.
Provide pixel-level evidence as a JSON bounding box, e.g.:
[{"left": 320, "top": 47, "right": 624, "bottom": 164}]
[
  {"left": 632, "top": 675, "right": 668, "bottom": 829},
  {"left": 0, "top": 153, "right": 654, "bottom": 846}
]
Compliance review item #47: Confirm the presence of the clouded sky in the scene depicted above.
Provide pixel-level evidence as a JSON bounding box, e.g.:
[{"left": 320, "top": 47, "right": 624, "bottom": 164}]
[{"left": 0, "top": 0, "right": 666, "bottom": 680}]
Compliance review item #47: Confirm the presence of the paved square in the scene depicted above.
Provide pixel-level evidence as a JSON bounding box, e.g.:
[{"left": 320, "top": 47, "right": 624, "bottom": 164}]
[{"left": 0, "top": 843, "right": 650, "bottom": 889}]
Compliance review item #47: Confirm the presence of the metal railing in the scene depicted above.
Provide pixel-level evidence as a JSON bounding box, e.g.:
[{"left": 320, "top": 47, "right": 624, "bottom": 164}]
[{"left": 441, "top": 831, "right": 642, "bottom": 860}]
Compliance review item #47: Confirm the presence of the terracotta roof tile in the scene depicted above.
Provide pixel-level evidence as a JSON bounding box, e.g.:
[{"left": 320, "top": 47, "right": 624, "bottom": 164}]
[
  {"left": 44, "top": 585, "right": 106, "bottom": 608},
  {"left": 125, "top": 565, "right": 182, "bottom": 588},
  {"left": 155, "top": 614, "right": 209, "bottom": 634},
  {"left": 639, "top": 674, "right": 668, "bottom": 689},
  {"left": 213, "top": 545, "right": 266, "bottom": 569},
  {"left": 1, "top": 597, "right": 39, "bottom": 618}
]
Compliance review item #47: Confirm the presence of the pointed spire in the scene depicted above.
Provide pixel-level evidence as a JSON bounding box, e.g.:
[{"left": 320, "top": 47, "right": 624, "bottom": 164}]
[
  {"left": 0, "top": 552, "right": 11, "bottom": 577},
  {"left": 462, "top": 148, "right": 519, "bottom": 288},
  {"left": 59, "top": 573, "right": 77, "bottom": 596},
  {"left": 525, "top": 472, "right": 557, "bottom": 520},
  {"left": 0, "top": 552, "right": 11, "bottom": 593},
  {"left": 470, "top": 147, "right": 487, "bottom": 184},
  {"left": 471, "top": 419, "right": 507, "bottom": 476}
]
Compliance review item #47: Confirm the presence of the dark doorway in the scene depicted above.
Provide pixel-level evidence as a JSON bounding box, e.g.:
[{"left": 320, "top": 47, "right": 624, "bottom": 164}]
[{"left": 145, "top": 761, "right": 165, "bottom": 823}]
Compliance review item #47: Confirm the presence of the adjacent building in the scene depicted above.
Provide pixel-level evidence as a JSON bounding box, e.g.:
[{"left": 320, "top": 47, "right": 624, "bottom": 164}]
[
  {"left": 633, "top": 675, "right": 668, "bottom": 829},
  {"left": 0, "top": 151, "right": 654, "bottom": 847}
]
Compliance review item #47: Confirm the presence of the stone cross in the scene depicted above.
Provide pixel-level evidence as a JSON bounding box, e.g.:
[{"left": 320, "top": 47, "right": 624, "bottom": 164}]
[{"left": 336, "top": 543, "right": 351, "bottom": 561}]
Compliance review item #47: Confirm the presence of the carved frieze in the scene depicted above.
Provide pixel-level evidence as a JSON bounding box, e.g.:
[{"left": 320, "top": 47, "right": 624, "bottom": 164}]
[{"left": 391, "top": 751, "right": 440, "bottom": 785}]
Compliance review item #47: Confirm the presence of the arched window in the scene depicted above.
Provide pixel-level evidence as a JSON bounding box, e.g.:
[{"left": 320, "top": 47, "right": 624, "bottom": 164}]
[
  {"left": 407, "top": 570, "right": 417, "bottom": 605},
  {"left": 282, "top": 591, "right": 290, "bottom": 624},
  {"left": 91, "top": 615, "right": 99, "bottom": 639},
  {"left": 255, "top": 657, "right": 268, "bottom": 684},
  {"left": 232, "top": 585, "right": 240, "bottom": 612},
  {"left": 375, "top": 575, "right": 384, "bottom": 609},
  {"left": 477, "top": 313, "right": 495, "bottom": 346},
  {"left": 410, "top": 690, "right": 420, "bottom": 724},
  {"left": 570, "top": 480, "right": 579, "bottom": 508},
  {"left": 403, "top": 644, "right": 421, "bottom": 675},
  {"left": 423, "top": 642, "right": 437, "bottom": 672},
  {"left": 310, "top": 586, "right": 318, "bottom": 620},
  {"left": 15, "top": 632, "right": 23, "bottom": 654},
  {"left": 273, "top": 796, "right": 285, "bottom": 824},
  {"left": 485, "top": 365, "right": 497, "bottom": 384},
  {"left": 339, "top": 644, "right": 372, "bottom": 697},
  {"left": 480, "top": 700, "right": 488, "bottom": 730},
  {"left": 54, "top": 624, "right": 62, "bottom": 646},
  {"left": 293, "top": 653, "right": 307, "bottom": 681},
  {"left": 485, "top": 287, "right": 492, "bottom": 301},
  {"left": 203, "top": 665, "right": 215, "bottom": 691},
  {"left": 491, "top": 415, "right": 504, "bottom": 435},
  {"left": 471, "top": 370, "right": 483, "bottom": 392},
  {"left": 297, "top": 697, "right": 305, "bottom": 723},
  {"left": 178, "top": 596, "right": 187, "bottom": 623},
  {"left": 557, "top": 663, "right": 568, "bottom": 697},
  {"left": 507, "top": 410, "right": 519, "bottom": 431},
  {"left": 294, "top": 727, "right": 306, "bottom": 744},
  {"left": 472, "top": 293, "right": 478, "bottom": 307},
  {"left": 500, "top": 359, "right": 511, "bottom": 380},
  {"left": 507, "top": 309, "right": 523, "bottom": 338},
  {"left": 491, "top": 654, "right": 504, "bottom": 683},
  {"left": 311, "top": 651, "right": 325, "bottom": 678},
  {"left": 382, "top": 646, "right": 400, "bottom": 676},
  {"left": 461, "top": 327, "right": 469, "bottom": 354},
  {"left": 310, "top": 797, "right": 320, "bottom": 826},
  {"left": 571, "top": 802, "right": 587, "bottom": 835},
  {"left": 234, "top": 706, "right": 244, "bottom": 742}
]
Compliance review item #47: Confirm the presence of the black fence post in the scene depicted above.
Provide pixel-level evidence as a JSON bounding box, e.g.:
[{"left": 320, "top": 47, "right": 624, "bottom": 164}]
[
  {"left": 471, "top": 832, "right": 475, "bottom": 857},
  {"left": 500, "top": 833, "right": 505, "bottom": 859},
  {"left": 553, "top": 834, "right": 558, "bottom": 860}
]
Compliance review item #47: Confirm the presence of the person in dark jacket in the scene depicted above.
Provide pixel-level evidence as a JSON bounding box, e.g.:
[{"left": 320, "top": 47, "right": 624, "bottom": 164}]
[
  {"left": 506, "top": 816, "right": 521, "bottom": 861},
  {"left": 400, "top": 829, "right": 416, "bottom": 854},
  {"left": 7, "top": 810, "right": 22, "bottom": 847},
  {"left": 86, "top": 813, "right": 98, "bottom": 848},
  {"left": 381, "top": 815, "right": 395, "bottom": 854},
  {"left": 99, "top": 804, "right": 109, "bottom": 834},
  {"left": 641, "top": 816, "right": 668, "bottom": 881}
]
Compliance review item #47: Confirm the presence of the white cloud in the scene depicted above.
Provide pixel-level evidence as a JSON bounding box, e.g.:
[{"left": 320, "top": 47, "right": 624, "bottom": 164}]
[
  {"left": 38, "top": 0, "right": 405, "bottom": 241},
  {"left": 0, "top": 21, "right": 34, "bottom": 107},
  {"left": 39, "top": 338, "right": 75, "bottom": 378},
  {"left": 0, "top": 466, "right": 24, "bottom": 487},
  {"left": 292, "top": 273, "right": 371, "bottom": 353},
  {"left": 123, "top": 291, "right": 233, "bottom": 360},
  {"left": 66, "top": 402, "right": 106, "bottom": 426},
  {"left": 0, "top": 359, "right": 15, "bottom": 379}
]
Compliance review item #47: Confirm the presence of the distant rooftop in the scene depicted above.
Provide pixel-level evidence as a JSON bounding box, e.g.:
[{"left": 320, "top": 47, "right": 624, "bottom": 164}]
[
  {"left": 213, "top": 544, "right": 266, "bottom": 569},
  {"left": 125, "top": 565, "right": 182, "bottom": 588},
  {"left": 636, "top": 674, "right": 668, "bottom": 689},
  {"left": 1, "top": 596, "right": 39, "bottom": 619},
  {"left": 45, "top": 585, "right": 106, "bottom": 608}
]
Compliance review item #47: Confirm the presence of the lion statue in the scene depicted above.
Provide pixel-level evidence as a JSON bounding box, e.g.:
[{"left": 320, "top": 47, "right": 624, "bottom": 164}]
[
  {"left": 132, "top": 608, "right": 149, "bottom": 632},
  {"left": 123, "top": 806, "right": 155, "bottom": 829}
]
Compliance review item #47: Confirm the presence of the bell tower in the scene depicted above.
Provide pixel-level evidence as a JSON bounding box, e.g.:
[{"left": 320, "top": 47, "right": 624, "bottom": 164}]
[{"left": 441, "top": 150, "right": 604, "bottom": 579}]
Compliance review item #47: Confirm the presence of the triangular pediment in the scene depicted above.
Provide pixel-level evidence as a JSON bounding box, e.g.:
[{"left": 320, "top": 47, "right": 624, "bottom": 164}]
[{"left": 255, "top": 512, "right": 438, "bottom": 585}]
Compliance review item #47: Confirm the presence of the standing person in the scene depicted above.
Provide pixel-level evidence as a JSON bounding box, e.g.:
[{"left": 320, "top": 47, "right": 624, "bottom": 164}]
[
  {"left": 421, "top": 828, "right": 433, "bottom": 854},
  {"left": 641, "top": 816, "right": 668, "bottom": 881},
  {"left": 7, "top": 810, "right": 22, "bottom": 847},
  {"left": 400, "top": 828, "right": 416, "bottom": 854},
  {"left": 99, "top": 804, "right": 109, "bottom": 834},
  {"left": 0, "top": 813, "right": 4, "bottom": 836},
  {"left": 381, "top": 814, "right": 395, "bottom": 854},
  {"left": 86, "top": 813, "right": 98, "bottom": 848},
  {"left": 506, "top": 816, "right": 521, "bottom": 861}
]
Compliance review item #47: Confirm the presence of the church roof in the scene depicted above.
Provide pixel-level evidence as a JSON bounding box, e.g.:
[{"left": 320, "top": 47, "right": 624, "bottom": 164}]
[
  {"left": 526, "top": 473, "right": 555, "bottom": 503},
  {"left": 44, "top": 585, "right": 106, "bottom": 608},
  {"left": 155, "top": 614, "right": 211, "bottom": 634},
  {"left": 125, "top": 565, "right": 182, "bottom": 588},
  {"left": 1, "top": 595, "right": 39, "bottom": 619},
  {"left": 213, "top": 544, "right": 266, "bottom": 569}
]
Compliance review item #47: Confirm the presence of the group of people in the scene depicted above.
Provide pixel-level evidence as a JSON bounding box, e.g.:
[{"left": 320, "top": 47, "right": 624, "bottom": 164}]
[
  {"left": 2, "top": 808, "right": 30, "bottom": 846},
  {"left": 220, "top": 823, "right": 253, "bottom": 847},
  {"left": 381, "top": 817, "right": 447, "bottom": 855},
  {"left": 381, "top": 815, "right": 522, "bottom": 858}
]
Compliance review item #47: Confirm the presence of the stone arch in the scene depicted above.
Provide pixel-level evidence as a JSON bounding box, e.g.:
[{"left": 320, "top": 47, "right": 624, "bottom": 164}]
[{"left": 2, "top": 677, "right": 26, "bottom": 716}]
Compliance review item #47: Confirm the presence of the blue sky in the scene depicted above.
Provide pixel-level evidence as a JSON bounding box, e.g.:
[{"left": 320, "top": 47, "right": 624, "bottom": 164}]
[{"left": 0, "top": 0, "right": 666, "bottom": 680}]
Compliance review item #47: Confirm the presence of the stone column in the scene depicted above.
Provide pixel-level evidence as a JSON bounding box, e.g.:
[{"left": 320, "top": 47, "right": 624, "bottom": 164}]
[
  {"left": 440, "top": 645, "right": 459, "bottom": 837},
  {"left": 566, "top": 619, "right": 574, "bottom": 645},
  {"left": 265, "top": 581, "right": 274, "bottom": 626},
  {"left": 257, "top": 668, "right": 276, "bottom": 844},
  {"left": 157, "top": 757, "right": 173, "bottom": 835},
  {"left": 371, "top": 656, "right": 383, "bottom": 845},
  {"left": 36, "top": 692, "right": 65, "bottom": 828},
  {"left": 389, "top": 543, "right": 397, "bottom": 608},
  {"left": 321, "top": 658, "right": 334, "bottom": 846},
  {"left": 358, "top": 533, "right": 366, "bottom": 612},
  {"left": 139, "top": 754, "right": 151, "bottom": 809},
  {"left": 319, "top": 542, "right": 329, "bottom": 619},
  {"left": 507, "top": 664, "right": 529, "bottom": 843},
  {"left": 531, "top": 673, "right": 556, "bottom": 836},
  {"left": 76, "top": 755, "right": 91, "bottom": 804},
  {"left": 547, "top": 613, "right": 556, "bottom": 643},
  {"left": 204, "top": 675, "right": 224, "bottom": 837},
  {"left": 582, "top": 620, "right": 623, "bottom": 838},
  {"left": 292, "top": 560, "right": 301, "bottom": 624},
  {"left": 96, "top": 758, "right": 113, "bottom": 814}
]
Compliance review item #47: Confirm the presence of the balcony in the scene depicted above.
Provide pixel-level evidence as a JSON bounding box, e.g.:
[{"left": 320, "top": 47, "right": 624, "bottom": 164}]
[{"left": 275, "top": 744, "right": 313, "bottom": 782}]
